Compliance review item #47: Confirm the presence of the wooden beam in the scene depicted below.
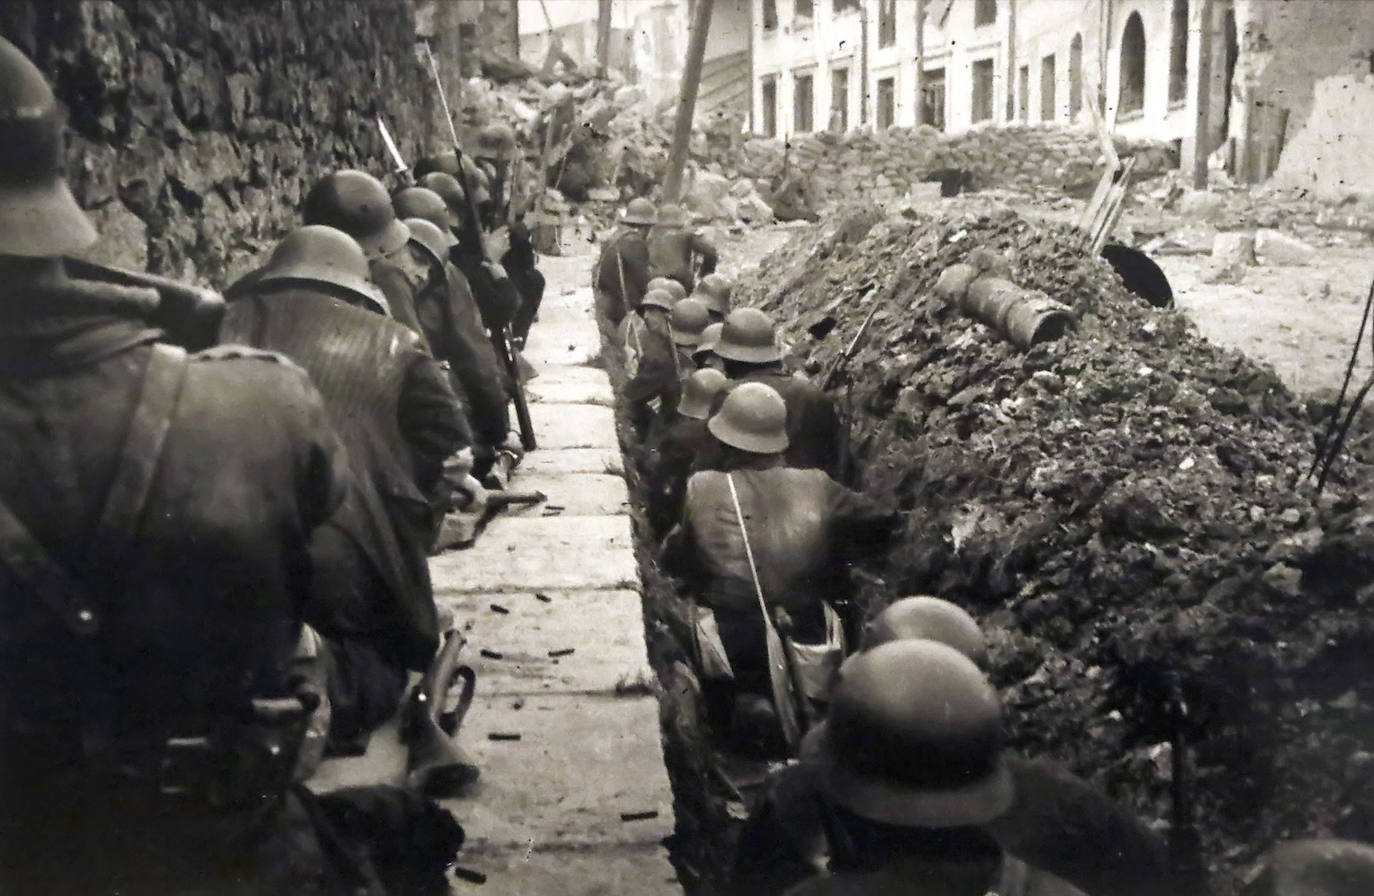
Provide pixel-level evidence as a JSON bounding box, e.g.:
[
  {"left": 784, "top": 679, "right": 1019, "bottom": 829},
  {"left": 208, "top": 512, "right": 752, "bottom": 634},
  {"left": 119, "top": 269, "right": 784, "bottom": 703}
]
[
  {"left": 1190, "top": 0, "right": 1213, "bottom": 188},
  {"left": 662, "top": 0, "right": 715, "bottom": 203},
  {"left": 596, "top": 0, "right": 613, "bottom": 78}
]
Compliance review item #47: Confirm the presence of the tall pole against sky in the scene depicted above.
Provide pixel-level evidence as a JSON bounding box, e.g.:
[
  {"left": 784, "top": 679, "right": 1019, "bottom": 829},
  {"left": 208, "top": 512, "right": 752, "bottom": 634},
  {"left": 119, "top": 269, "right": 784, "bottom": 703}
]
[{"left": 662, "top": 0, "right": 715, "bottom": 203}]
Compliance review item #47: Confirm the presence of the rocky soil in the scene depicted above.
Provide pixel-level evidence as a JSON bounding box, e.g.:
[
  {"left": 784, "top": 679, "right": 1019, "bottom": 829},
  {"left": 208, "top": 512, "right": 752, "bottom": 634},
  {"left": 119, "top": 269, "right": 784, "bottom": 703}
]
[{"left": 736, "top": 205, "right": 1374, "bottom": 892}]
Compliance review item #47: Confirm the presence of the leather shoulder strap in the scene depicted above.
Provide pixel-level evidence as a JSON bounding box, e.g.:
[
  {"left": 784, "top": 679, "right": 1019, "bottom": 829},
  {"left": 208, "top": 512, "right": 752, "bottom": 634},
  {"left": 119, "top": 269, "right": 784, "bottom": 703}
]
[{"left": 0, "top": 344, "right": 188, "bottom": 636}]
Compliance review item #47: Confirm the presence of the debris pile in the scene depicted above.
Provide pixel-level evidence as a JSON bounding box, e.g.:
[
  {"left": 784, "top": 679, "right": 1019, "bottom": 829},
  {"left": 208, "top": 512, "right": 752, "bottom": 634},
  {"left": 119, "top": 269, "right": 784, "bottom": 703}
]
[{"left": 739, "top": 205, "right": 1374, "bottom": 892}]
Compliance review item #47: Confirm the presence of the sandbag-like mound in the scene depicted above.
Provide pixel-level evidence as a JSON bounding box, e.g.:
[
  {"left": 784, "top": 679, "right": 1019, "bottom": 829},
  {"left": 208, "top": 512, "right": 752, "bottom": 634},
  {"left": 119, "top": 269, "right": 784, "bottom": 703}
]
[{"left": 740, "top": 206, "right": 1374, "bottom": 891}]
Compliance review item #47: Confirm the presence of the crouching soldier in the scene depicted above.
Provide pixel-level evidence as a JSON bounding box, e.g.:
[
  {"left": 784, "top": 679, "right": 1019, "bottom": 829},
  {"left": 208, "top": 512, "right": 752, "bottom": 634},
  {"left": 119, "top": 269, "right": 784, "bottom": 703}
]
[
  {"left": 696, "top": 272, "right": 734, "bottom": 323},
  {"left": 644, "top": 367, "right": 729, "bottom": 540},
  {"left": 222, "top": 225, "right": 468, "bottom": 751},
  {"left": 661, "top": 383, "right": 896, "bottom": 753},
  {"left": 647, "top": 203, "right": 718, "bottom": 293}
]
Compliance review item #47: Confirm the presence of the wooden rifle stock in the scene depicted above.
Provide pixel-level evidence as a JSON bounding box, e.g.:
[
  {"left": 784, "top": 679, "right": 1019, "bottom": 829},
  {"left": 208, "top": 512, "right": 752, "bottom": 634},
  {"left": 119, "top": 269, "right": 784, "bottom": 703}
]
[
  {"left": 496, "top": 326, "right": 538, "bottom": 451},
  {"left": 404, "top": 627, "right": 478, "bottom": 797},
  {"left": 62, "top": 257, "right": 225, "bottom": 351}
]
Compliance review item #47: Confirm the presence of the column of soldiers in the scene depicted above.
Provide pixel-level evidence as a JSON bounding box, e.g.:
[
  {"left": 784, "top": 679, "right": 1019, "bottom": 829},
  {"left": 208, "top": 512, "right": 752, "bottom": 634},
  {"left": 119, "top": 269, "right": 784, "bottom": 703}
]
[
  {"left": 0, "top": 37, "right": 542, "bottom": 895},
  {"left": 596, "top": 198, "right": 1374, "bottom": 896}
]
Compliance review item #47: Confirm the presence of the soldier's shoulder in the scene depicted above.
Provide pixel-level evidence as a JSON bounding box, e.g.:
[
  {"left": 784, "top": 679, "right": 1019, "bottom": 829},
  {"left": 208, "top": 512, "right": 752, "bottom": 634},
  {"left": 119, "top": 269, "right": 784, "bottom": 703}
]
[{"left": 191, "top": 344, "right": 308, "bottom": 375}]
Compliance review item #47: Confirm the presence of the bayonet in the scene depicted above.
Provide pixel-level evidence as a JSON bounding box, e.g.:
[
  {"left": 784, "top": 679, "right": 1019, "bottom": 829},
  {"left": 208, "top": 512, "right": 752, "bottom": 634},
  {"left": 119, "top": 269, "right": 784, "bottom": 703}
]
[{"left": 376, "top": 115, "right": 411, "bottom": 182}]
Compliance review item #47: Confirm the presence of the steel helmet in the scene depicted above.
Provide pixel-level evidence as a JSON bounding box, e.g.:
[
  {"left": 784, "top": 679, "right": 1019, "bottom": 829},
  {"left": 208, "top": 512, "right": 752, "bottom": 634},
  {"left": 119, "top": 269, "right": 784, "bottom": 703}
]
[
  {"left": 256, "top": 225, "right": 388, "bottom": 313},
  {"left": 393, "top": 186, "right": 456, "bottom": 230},
  {"left": 474, "top": 122, "right": 517, "bottom": 161},
  {"left": 697, "top": 273, "right": 734, "bottom": 317},
  {"left": 0, "top": 37, "right": 98, "bottom": 257},
  {"left": 670, "top": 298, "right": 711, "bottom": 347},
  {"left": 303, "top": 170, "right": 410, "bottom": 260},
  {"left": 622, "top": 197, "right": 656, "bottom": 226},
  {"left": 647, "top": 277, "right": 687, "bottom": 303},
  {"left": 414, "top": 152, "right": 461, "bottom": 179},
  {"left": 640, "top": 288, "right": 675, "bottom": 313},
  {"left": 801, "top": 640, "right": 1013, "bottom": 829},
  {"left": 707, "top": 382, "right": 789, "bottom": 455},
  {"left": 862, "top": 596, "right": 987, "bottom": 666},
  {"left": 677, "top": 368, "right": 729, "bottom": 421},
  {"left": 656, "top": 203, "right": 687, "bottom": 228},
  {"left": 714, "top": 307, "right": 782, "bottom": 364},
  {"left": 403, "top": 217, "right": 455, "bottom": 270},
  {"left": 419, "top": 171, "right": 466, "bottom": 216},
  {"left": 692, "top": 321, "right": 724, "bottom": 364}
]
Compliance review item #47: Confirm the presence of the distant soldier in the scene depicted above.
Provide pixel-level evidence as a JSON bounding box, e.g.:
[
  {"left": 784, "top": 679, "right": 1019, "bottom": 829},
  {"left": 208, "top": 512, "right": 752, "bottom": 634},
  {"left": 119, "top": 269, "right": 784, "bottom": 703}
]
[
  {"left": 594, "top": 197, "right": 656, "bottom": 324},
  {"left": 693, "top": 321, "right": 725, "bottom": 371},
  {"left": 661, "top": 383, "right": 896, "bottom": 750},
  {"left": 716, "top": 308, "right": 844, "bottom": 477},
  {"left": 647, "top": 202, "right": 718, "bottom": 293},
  {"left": 624, "top": 292, "right": 703, "bottom": 439},
  {"left": 222, "top": 225, "right": 468, "bottom": 747},
  {"left": 0, "top": 37, "right": 378, "bottom": 894},
  {"left": 780, "top": 642, "right": 1087, "bottom": 896},
  {"left": 304, "top": 169, "right": 427, "bottom": 339},
  {"left": 696, "top": 272, "right": 734, "bottom": 323},
  {"left": 644, "top": 367, "right": 729, "bottom": 540},
  {"left": 474, "top": 123, "right": 545, "bottom": 345},
  {"left": 649, "top": 276, "right": 688, "bottom": 304}
]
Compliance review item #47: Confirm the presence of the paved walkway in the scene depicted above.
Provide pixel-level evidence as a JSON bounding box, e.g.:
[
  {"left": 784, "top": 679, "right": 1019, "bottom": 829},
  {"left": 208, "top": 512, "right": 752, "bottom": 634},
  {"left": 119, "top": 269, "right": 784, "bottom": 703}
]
[{"left": 312, "top": 254, "right": 680, "bottom": 895}]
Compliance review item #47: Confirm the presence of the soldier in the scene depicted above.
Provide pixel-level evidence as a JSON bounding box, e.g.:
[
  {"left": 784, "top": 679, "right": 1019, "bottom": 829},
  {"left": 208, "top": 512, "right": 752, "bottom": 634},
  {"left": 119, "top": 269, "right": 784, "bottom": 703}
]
[
  {"left": 473, "top": 123, "right": 545, "bottom": 345},
  {"left": 696, "top": 272, "right": 734, "bottom": 323},
  {"left": 0, "top": 37, "right": 377, "bottom": 894},
  {"left": 429, "top": 164, "right": 522, "bottom": 338},
  {"left": 303, "top": 169, "right": 427, "bottom": 339},
  {"left": 649, "top": 275, "right": 689, "bottom": 304},
  {"left": 621, "top": 288, "right": 682, "bottom": 440},
  {"left": 660, "top": 383, "right": 896, "bottom": 751},
  {"left": 716, "top": 308, "right": 845, "bottom": 477},
  {"left": 222, "top": 225, "right": 468, "bottom": 748},
  {"left": 394, "top": 185, "right": 459, "bottom": 233},
  {"left": 781, "top": 642, "right": 1086, "bottom": 896},
  {"left": 647, "top": 202, "right": 718, "bottom": 293},
  {"left": 644, "top": 367, "right": 729, "bottom": 540},
  {"left": 693, "top": 321, "right": 725, "bottom": 371},
  {"left": 861, "top": 594, "right": 987, "bottom": 660},
  {"left": 594, "top": 197, "right": 655, "bottom": 324}
]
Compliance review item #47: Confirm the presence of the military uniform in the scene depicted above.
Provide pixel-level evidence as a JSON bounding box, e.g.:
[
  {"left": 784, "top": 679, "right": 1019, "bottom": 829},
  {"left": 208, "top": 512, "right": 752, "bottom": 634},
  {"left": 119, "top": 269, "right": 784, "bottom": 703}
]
[
  {"left": 727, "top": 368, "right": 843, "bottom": 477},
  {"left": 647, "top": 217, "right": 718, "bottom": 294},
  {"left": 594, "top": 228, "right": 652, "bottom": 324},
  {"left": 644, "top": 412, "right": 712, "bottom": 540},
  {"left": 0, "top": 272, "right": 361, "bottom": 895}
]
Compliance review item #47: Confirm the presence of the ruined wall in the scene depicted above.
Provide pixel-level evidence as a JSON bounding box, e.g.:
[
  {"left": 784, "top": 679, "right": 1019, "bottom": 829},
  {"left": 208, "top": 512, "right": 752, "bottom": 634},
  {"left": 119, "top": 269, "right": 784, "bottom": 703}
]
[{"left": 0, "top": 0, "right": 446, "bottom": 288}]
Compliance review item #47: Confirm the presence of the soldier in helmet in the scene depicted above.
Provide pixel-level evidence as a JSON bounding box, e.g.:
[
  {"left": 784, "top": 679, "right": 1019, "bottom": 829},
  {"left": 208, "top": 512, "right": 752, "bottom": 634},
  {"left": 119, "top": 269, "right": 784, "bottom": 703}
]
[
  {"left": 222, "top": 225, "right": 468, "bottom": 751},
  {"left": 715, "top": 308, "right": 845, "bottom": 478},
  {"left": 427, "top": 162, "right": 523, "bottom": 340},
  {"left": 473, "top": 122, "right": 545, "bottom": 346},
  {"left": 594, "top": 197, "right": 656, "bottom": 325},
  {"left": 693, "top": 321, "right": 725, "bottom": 371},
  {"left": 643, "top": 366, "right": 729, "bottom": 540},
  {"left": 647, "top": 202, "right": 718, "bottom": 294},
  {"left": 649, "top": 276, "right": 689, "bottom": 304},
  {"left": 781, "top": 642, "right": 1087, "bottom": 896},
  {"left": 622, "top": 289, "right": 692, "bottom": 441},
  {"left": 696, "top": 272, "right": 734, "bottom": 323},
  {"left": 0, "top": 36, "right": 384, "bottom": 894},
  {"left": 660, "top": 383, "right": 896, "bottom": 752}
]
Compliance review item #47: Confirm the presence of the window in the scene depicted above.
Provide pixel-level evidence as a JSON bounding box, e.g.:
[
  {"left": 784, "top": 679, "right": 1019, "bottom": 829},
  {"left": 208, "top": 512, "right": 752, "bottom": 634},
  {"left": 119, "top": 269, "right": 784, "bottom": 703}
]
[
  {"left": 971, "top": 58, "right": 995, "bottom": 123},
  {"left": 763, "top": 0, "right": 777, "bottom": 30},
  {"left": 974, "top": 0, "right": 997, "bottom": 27},
  {"left": 1040, "top": 54, "right": 1055, "bottom": 121},
  {"left": 830, "top": 66, "right": 849, "bottom": 132},
  {"left": 833, "top": 0, "right": 860, "bottom": 12},
  {"left": 1169, "top": 0, "right": 1189, "bottom": 105},
  {"left": 1119, "top": 11, "right": 1146, "bottom": 116},
  {"left": 1017, "top": 64, "right": 1029, "bottom": 122},
  {"left": 794, "top": 71, "right": 814, "bottom": 132},
  {"left": 877, "top": 76, "right": 895, "bottom": 129},
  {"left": 762, "top": 76, "right": 778, "bottom": 137},
  {"left": 1069, "top": 34, "right": 1083, "bottom": 116},
  {"left": 878, "top": 0, "right": 897, "bottom": 47},
  {"left": 795, "top": 0, "right": 813, "bottom": 18},
  {"left": 921, "top": 67, "right": 946, "bottom": 130}
]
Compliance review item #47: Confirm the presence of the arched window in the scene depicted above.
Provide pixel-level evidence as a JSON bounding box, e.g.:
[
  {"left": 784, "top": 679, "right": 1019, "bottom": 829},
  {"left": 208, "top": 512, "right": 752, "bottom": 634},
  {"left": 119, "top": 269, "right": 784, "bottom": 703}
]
[
  {"left": 1169, "top": 0, "right": 1189, "bottom": 104},
  {"left": 1069, "top": 33, "right": 1083, "bottom": 116},
  {"left": 1119, "top": 12, "right": 1146, "bottom": 116}
]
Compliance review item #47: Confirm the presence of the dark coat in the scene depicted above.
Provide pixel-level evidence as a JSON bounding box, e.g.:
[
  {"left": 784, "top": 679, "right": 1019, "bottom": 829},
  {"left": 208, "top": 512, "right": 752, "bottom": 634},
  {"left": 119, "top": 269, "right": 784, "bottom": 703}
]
[
  {"left": 730, "top": 367, "right": 844, "bottom": 477},
  {"left": 0, "top": 275, "right": 356, "bottom": 894},
  {"left": 594, "top": 228, "right": 651, "bottom": 322},
  {"left": 647, "top": 225, "right": 718, "bottom": 293},
  {"left": 644, "top": 414, "right": 712, "bottom": 540},
  {"left": 450, "top": 236, "right": 520, "bottom": 333}
]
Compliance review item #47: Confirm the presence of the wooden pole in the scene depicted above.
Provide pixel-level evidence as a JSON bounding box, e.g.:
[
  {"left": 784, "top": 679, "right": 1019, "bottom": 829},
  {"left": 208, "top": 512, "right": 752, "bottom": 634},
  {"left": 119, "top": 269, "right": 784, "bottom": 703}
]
[
  {"left": 662, "top": 0, "right": 715, "bottom": 203},
  {"left": 1190, "top": 0, "right": 1213, "bottom": 189},
  {"left": 914, "top": 0, "right": 925, "bottom": 125},
  {"left": 596, "top": 0, "right": 613, "bottom": 78}
]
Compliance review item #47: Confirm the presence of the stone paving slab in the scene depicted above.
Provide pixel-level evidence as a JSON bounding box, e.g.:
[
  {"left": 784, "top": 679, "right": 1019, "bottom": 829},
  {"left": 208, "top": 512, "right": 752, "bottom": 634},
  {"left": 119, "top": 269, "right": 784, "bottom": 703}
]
[
  {"left": 439, "top": 590, "right": 653, "bottom": 695},
  {"left": 527, "top": 363, "right": 612, "bottom": 388},
  {"left": 443, "top": 693, "right": 673, "bottom": 848},
  {"left": 504, "top": 473, "right": 630, "bottom": 516},
  {"left": 527, "top": 403, "right": 619, "bottom": 449},
  {"left": 451, "top": 843, "right": 679, "bottom": 896},
  {"left": 519, "top": 447, "right": 623, "bottom": 476},
  {"left": 431, "top": 515, "right": 638, "bottom": 594},
  {"left": 523, "top": 320, "right": 602, "bottom": 368},
  {"left": 526, "top": 379, "right": 615, "bottom": 405}
]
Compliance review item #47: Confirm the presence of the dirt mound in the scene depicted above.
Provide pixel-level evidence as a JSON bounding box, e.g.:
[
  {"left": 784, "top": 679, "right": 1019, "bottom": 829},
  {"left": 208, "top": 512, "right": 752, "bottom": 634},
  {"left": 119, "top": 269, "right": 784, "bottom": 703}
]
[{"left": 738, "top": 206, "right": 1374, "bottom": 891}]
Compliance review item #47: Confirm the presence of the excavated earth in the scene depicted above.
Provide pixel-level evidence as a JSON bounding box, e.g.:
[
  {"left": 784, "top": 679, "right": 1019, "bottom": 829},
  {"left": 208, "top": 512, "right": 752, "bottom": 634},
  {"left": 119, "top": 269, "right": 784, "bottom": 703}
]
[{"left": 733, "top": 206, "right": 1374, "bottom": 893}]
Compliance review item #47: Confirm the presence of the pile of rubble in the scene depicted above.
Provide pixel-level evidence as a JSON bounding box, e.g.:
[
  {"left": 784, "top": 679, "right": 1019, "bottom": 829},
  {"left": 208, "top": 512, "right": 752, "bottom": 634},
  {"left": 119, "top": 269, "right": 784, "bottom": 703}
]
[{"left": 739, "top": 205, "right": 1374, "bottom": 891}]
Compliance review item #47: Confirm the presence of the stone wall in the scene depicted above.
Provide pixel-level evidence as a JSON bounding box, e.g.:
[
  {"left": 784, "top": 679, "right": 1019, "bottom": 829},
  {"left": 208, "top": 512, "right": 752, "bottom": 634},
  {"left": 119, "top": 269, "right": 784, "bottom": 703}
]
[{"left": 0, "top": 0, "right": 446, "bottom": 287}]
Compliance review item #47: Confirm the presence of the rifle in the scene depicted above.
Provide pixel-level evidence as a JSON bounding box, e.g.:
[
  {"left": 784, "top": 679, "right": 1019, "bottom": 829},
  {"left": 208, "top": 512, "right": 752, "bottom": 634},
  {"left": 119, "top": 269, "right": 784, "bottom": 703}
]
[
  {"left": 62, "top": 256, "right": 225, "bottom": 351},
  {"left": 824, "top": 303, "right": 880, "bottom": 484},
  {"left": 423, "top": 40, "right": 538, "bottom": 451},
  {"left": 403, "top": 625, "right": 479, "bottom": 797}
]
